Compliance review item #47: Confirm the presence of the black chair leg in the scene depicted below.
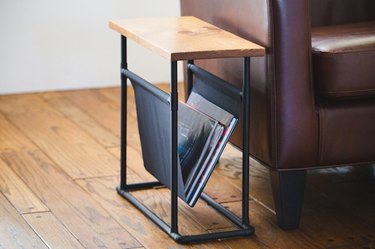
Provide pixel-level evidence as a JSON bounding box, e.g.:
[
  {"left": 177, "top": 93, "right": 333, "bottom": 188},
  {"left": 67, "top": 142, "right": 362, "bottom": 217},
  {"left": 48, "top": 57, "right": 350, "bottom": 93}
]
[{"left": 270, "top": 170, "right": 306, "bottom": 230}]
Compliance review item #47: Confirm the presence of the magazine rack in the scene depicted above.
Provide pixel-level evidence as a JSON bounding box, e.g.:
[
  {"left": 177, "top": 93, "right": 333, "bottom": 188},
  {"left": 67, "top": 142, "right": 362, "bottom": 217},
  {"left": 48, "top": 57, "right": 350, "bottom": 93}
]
[{"left": 109, "top": 16, "right": 265, "bottom": 244}]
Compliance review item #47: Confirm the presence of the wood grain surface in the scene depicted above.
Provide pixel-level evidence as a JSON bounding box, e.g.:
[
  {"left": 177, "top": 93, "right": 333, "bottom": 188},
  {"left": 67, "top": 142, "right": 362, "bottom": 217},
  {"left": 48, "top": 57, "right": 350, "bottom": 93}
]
[
  {"left": 109, "top": 16, "right": 265, "bottom": 61},
  {"left": 0, "top": 193, "right": 48, "bottom": 249},
  {"left": 0, "top": 85, "right": 374, "bottom": 249},
  {"left": 23, "top": 212, "right": 84, "bottom": 249}
]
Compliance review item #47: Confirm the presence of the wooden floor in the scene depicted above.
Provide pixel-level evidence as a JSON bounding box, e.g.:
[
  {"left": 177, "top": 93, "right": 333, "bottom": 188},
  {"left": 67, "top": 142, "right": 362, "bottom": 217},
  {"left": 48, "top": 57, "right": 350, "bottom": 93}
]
[{"left": 0, "top": 85, "right": 374, "bottom": 249}]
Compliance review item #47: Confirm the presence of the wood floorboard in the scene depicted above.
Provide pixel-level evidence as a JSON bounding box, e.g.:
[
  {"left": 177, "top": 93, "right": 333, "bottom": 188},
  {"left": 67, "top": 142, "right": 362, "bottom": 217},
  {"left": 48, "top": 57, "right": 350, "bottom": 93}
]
[
  {"left": 0, "top": 157, "right": 49, "bottom": 214},
  {"left": 224, "top": 200, "right": 323, "bottom": 249},
  {"left": 0, "top": 193, "right": 48, "bottom": 249},
  {"left": 0, "top": 94, "right": 119, "bottom": 179},
  {"left": 213, "top": 146, "right": 275, "bottom": 209},
  {"left": 40, "top": 92, "right": 120, "bottom": 148},
  {"left": 0, "top": 150, "right": 140, "bottom": 249},
  {"left": 22, "top": 212, "right": 85, "bottom": 249},
  {"left": 0, "top": 85, "right": 374, "bottom": 249},
  {"left": 0, "top": 113, "right": 37, "bottom": 152},
  {"left": 77, "top": 176, "right": 229, "bottom": 249},
  {"left": 63, "top": 89, "right": 123, "bottom": 137},
  {"left": 75, "top": 176, "right": 181, "bottom": 249}
]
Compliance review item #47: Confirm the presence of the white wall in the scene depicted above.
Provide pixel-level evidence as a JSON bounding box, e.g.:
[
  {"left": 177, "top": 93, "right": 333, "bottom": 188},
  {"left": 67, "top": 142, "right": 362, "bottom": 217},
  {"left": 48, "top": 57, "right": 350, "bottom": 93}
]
[{"left": 0, "top": 0, "right": 181, "bottom": 94}]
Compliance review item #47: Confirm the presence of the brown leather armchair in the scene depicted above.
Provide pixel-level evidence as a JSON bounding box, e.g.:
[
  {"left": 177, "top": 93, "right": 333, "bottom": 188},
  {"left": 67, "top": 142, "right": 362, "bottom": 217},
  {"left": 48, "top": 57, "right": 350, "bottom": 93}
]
[{"left": 180, "top": 0, "right": 375, "bottom": 229}]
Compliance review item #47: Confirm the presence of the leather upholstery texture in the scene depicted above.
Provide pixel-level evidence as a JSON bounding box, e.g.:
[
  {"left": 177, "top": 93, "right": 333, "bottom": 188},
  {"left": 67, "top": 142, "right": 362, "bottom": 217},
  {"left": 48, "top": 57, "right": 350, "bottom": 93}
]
[
  {"left": 180, "top": 0, "right": 375, "bottom": 170},
  {"left": 311, "top": 0, "right": 375, "bottom": 26},
  {"left": 312, "top": 21, "right": 375, "bottom": 99}
]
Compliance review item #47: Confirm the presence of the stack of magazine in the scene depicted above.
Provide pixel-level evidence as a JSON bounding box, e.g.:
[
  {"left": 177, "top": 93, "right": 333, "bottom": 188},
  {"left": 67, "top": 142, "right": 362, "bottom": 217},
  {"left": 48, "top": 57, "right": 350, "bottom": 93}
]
[{"left": 178, "top": 92, "right": 238, "bottom": 206}]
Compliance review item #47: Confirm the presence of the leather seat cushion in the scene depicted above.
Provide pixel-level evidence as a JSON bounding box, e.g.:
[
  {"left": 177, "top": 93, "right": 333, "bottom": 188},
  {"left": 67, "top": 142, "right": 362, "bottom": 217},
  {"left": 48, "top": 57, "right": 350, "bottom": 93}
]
[{"left": 312, "top": 21, "right": 375, "bottom": 99}]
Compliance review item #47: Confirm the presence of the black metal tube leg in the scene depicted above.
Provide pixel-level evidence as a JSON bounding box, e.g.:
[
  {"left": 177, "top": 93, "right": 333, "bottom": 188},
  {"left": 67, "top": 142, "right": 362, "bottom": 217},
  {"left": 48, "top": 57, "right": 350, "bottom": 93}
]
[
  {"left": 120, "top": 35, "right": 128, "bottom": 190},
  {"left": 170, "top": 61, "right": 178, "bottom": 233},
  {"left": 187, "top": 60, "right": 194, "bottom": 97},
  {"left": 242, "top": 57, "right": 251, "bottom": 226}
]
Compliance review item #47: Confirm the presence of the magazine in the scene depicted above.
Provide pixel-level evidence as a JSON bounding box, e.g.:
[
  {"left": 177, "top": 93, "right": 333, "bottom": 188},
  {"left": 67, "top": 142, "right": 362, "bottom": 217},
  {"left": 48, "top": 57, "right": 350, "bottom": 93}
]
[
  {"left": 179, "top": 91, "right": 238, "bottom": 206},
  {"left": 177, "top": 103, "right": 224, "bottom": 183}
]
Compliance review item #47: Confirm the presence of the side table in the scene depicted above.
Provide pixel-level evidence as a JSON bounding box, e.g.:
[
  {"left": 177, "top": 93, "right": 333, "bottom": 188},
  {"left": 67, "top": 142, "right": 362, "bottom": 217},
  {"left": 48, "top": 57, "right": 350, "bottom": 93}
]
[{"left": 109, "top": 16, "right": 265, "bottom": 243}]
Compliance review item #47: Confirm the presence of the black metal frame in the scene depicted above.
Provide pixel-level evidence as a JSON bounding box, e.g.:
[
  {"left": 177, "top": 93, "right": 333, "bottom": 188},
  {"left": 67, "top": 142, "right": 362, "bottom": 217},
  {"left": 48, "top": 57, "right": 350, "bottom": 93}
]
[{"left": 116, "top": 35, "right": 254, "bottom": 244}]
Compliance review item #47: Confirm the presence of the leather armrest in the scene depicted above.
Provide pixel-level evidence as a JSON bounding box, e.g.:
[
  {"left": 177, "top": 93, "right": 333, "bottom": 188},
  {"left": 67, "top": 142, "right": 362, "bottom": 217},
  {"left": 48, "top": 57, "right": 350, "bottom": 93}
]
[{"left": 181, "top": 0, "right": 319, "bottom": 169}]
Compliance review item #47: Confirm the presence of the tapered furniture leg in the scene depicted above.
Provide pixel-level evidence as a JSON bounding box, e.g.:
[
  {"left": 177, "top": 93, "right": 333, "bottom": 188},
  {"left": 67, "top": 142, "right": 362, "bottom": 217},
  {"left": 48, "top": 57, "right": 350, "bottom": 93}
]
[{"left": 270, "top": 170, "right": 306, "bottom": 230}]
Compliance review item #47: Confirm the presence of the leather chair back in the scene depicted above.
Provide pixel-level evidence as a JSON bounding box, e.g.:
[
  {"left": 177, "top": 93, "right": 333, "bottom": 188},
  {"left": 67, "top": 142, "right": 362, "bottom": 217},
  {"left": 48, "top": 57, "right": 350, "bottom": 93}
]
[{"left": 311, "top": 0, "right": 375, "bottom": 26}]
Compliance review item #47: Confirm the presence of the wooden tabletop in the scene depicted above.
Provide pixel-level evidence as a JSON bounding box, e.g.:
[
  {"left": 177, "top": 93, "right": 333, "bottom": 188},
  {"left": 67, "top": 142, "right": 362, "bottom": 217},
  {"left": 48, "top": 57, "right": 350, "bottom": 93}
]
[{"left": 109, "top": 16, "right": 265, "bottom": 61}]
